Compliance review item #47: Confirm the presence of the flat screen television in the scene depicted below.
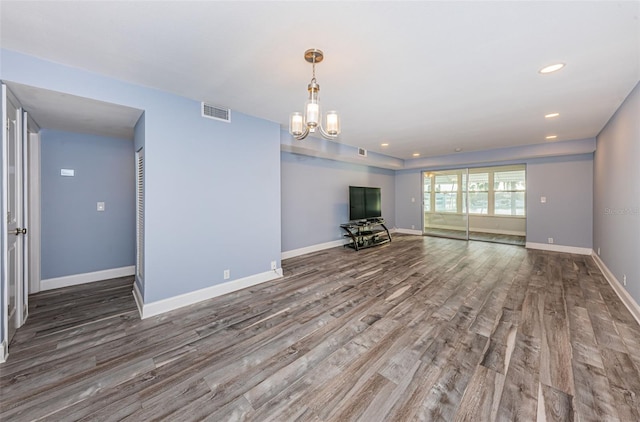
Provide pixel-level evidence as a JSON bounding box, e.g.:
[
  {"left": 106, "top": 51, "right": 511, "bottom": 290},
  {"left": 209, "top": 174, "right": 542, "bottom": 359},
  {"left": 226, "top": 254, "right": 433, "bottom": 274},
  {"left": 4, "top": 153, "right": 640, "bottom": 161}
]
[{"left": 349, "top": 186, "right": 382, "bottom": 221}]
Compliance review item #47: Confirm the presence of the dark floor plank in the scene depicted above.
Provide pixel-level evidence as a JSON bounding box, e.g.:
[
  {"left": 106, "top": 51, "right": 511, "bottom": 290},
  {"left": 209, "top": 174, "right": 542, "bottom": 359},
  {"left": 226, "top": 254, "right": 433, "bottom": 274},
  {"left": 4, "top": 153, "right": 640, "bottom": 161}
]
[
  {"left": 496, "top": 332, "right": 540, "bottom": 421},
  {"left": 572, "top": 360, "right": 621, "bottom": 422},
  {"left": 538, "top": 382, "right": 575, "bottom": 422},
  {"left": 454, "top": 365, "right": 505, "bottom": 422}
]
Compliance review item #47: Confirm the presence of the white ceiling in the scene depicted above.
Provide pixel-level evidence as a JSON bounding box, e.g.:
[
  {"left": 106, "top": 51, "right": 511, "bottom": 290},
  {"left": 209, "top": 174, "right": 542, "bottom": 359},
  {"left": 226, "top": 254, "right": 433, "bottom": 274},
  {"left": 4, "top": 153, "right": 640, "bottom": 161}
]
[
  {"left": 5, "top": 82, "right": 144, "bottom": 140},
  {"left": 1, "top": 1, "right": 638, "bottom": 159}
]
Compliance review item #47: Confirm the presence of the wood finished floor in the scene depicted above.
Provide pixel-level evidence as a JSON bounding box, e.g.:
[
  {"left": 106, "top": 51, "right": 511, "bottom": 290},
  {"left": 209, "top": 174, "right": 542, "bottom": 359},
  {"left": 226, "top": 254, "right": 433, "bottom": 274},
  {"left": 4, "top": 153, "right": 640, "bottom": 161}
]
[{"left": 1, "top": 235, "right": 639, "bottom": 421}]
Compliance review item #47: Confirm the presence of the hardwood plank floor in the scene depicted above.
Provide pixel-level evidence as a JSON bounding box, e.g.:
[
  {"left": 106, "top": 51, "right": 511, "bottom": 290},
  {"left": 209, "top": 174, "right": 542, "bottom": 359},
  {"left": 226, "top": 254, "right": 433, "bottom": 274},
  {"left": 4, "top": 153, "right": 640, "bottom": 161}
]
[{"left": 1, "top": 235, "right": 638, "bottom": 421}]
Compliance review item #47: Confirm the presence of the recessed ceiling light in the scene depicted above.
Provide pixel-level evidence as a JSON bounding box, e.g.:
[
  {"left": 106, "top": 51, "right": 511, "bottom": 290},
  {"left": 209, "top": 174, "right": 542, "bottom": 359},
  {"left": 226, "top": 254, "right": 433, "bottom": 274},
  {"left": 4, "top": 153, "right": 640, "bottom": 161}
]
[
  {"left": 546, "top": 135, "right": 558, "bottom": 140},
  {"left": 412, "top": 153, "right": 420, "bottom": 157},
  {"left": 381, "top": 143, "right": 389, "bottom": 147},
  {"left": 539, "top": 63, "right": 565, "bottom": 74},
  {"left": 545, "top": 113, "right": 560, "bottom": 118}
]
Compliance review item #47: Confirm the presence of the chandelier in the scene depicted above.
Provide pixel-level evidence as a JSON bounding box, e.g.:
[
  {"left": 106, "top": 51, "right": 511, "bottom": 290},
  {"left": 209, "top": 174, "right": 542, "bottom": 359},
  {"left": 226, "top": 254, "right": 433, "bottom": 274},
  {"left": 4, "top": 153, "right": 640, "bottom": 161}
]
[{"left": 289, "top": 49, "right": 341, "bottom": 140}]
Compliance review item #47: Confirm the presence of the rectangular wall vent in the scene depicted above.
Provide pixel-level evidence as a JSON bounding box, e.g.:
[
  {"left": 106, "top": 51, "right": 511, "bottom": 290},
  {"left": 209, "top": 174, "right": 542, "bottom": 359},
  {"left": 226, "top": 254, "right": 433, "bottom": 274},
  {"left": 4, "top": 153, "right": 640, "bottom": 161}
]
[
  {"left": 358, "top": 147, "right": 368, "bottom": 157},
  {"left": 201, "top": 102, "right": 231, "bottom": 122}
]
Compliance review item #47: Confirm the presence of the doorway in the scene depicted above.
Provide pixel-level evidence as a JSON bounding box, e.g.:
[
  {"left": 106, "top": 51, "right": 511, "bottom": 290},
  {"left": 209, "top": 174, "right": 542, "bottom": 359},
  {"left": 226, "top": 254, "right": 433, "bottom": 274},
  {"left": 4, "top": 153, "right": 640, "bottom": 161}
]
[
  {"left": 1, "top": 82, "right": 142, "bottom": 362},
  {"left": 423, "top": 165, "right": 526, "bottom": 246}
]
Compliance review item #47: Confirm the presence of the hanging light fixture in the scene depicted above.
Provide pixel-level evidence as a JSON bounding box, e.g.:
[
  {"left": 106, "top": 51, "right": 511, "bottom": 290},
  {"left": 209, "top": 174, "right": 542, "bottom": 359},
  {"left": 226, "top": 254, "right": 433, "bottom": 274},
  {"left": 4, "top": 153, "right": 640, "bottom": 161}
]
[{"left": 289, "top": 49, "right": 341, "bottom": 140}]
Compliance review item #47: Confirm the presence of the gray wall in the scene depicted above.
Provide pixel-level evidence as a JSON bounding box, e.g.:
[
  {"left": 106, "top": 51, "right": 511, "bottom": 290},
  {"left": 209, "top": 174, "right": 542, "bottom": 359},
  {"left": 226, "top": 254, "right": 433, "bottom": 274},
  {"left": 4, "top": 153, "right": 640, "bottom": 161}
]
[
  {"left": 1, "top": 49, "right": 282, "bottom": 304},
  {"left": 395, "top": 171, "right": 422, "bottom": 231},
  {"left": 40, "top": 129, "right": 135, "bottom": 279},
  {"left": 594, "top": 82, "right": 640, "bottom": 304},
  {"left": 281, "top": 151, "right": 395, "bottom": 252},
  {"left": 526, "top": 155, "right": 593, "bottom": 248},
  {"left": 395, "top": 154, "right": 594, "bottom": 249}
]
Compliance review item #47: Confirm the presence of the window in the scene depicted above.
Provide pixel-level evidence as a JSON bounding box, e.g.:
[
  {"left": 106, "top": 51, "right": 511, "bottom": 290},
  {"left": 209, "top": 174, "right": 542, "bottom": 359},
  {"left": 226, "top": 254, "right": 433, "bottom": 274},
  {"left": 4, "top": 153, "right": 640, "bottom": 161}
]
[
  {"left": 494, "top": 170, "right": 525, "bottom": 216},
  {"left": 423, "top": 174, "right": 432, "bottom": 212},
  {"left": 423, "top": 165, "right": 525, "bottom": 217},
  {"left": 435, "top": 174, "right": 458, "bottom": 213},
  {"left": 468, "top": 172, "right": 489, "bottom": 214}
]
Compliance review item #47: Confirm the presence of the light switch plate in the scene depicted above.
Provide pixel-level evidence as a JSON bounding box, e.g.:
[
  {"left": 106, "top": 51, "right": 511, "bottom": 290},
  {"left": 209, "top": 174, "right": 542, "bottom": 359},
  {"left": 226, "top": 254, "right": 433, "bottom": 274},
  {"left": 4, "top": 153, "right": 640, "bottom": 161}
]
[
  {"left": 60, "top": 169, "right": 75, "bottom": 177},
  {"left": 97, "top": 202, "right": 105, "bottom": 211}
]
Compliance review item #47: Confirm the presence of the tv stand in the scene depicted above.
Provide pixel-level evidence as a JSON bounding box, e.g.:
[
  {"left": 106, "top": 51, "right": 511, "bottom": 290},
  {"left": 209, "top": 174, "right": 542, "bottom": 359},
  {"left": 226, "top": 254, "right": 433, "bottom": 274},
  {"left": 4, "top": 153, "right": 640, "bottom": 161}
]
[{"left": 340, "top": 218, "right": 391, "bottom": 251}]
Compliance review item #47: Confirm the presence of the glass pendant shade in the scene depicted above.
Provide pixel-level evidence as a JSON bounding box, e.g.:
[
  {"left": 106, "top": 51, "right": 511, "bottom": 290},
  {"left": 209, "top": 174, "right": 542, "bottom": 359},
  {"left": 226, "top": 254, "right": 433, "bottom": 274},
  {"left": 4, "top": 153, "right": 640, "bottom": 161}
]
[
  {"left": 289, "top": 112, "right": 304, "bottom": 136},
  {"left": 325, "top": 111, "right": 340, "bottom": 136},
  {"left": 305, "top": 100, "right": 320, "bottom": 130}
]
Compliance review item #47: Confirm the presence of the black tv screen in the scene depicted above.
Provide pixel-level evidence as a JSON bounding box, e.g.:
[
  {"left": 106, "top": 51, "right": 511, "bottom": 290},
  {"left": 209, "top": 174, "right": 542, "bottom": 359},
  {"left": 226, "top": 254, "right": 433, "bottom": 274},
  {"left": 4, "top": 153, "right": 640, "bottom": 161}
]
[{"left": 349, "top": 186, "right": 382, "bottom": 221}]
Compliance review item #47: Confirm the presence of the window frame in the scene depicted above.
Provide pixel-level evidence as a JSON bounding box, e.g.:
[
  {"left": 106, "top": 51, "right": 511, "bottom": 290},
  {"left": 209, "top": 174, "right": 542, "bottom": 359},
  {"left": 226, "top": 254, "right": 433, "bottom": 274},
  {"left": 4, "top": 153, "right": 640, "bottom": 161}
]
[{"left": 423, "top": 165, "right": 525, "bottom": 218}]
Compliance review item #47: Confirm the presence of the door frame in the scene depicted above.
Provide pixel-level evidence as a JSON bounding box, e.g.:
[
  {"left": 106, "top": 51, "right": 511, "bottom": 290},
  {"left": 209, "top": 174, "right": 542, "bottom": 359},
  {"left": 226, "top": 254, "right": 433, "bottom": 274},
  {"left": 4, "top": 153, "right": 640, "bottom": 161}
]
[
  {"left": 1, "top": 84, "right": 33, "bottom": 362},
  {"left": 27, "top": 118, "right": 41, "bottom": 295}
]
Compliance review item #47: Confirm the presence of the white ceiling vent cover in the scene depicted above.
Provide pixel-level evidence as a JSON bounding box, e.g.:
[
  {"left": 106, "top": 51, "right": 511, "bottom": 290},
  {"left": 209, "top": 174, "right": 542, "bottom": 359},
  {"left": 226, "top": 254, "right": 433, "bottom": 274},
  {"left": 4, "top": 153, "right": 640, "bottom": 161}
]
[
  {"left": 358, "top": 147, "right": 367, "bottom": 157},
  {"left": 201, "top": 102, "right": 231, "bottom": 122}
]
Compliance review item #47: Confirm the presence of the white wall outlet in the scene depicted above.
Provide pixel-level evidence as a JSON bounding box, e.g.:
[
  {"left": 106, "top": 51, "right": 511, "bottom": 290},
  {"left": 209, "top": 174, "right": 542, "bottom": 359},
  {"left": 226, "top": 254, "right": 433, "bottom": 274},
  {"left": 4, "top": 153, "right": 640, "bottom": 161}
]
[
  {"left": 623, "top": 274, "right": 627, "bottom": 286},
  {"left": 223, "top": 269, "right": 230, "bottom": 280},
  {"left": 540, "top": 196, "right": 547, "bottom": 203},
  {"left": 597, "top": 247, "right": 601, "bottom": 255},
  {"left": 411, "top": 225, "right": 415, "bottom": 230},
  {"left": 548, "top": 237, "right": 554, "bottom": 244},
  {"left": 271, "top": 261, "right": 277, "bottom": 270},
  {"left": 97, "top": 202, "right": 105, "bottom": 212},
  {"left": 411, "top": 197, "right": 415, "bottom": 203}
]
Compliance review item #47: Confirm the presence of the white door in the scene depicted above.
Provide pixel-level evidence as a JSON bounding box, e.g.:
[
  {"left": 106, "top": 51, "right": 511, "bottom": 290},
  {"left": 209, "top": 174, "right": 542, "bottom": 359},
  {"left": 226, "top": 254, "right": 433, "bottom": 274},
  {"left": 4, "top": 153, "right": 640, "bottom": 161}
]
[{"left": 2, "top": 84, "right": 26, "bottom": 345}]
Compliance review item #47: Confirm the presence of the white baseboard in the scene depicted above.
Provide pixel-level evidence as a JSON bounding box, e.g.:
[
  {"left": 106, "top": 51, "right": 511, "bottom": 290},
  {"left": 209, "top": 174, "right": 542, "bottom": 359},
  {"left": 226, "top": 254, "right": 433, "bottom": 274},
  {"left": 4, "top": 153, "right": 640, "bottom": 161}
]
[
  {"left": 592, "top": 252, "right": 640, "bottom": 326},
  {"left": 282, "top": 239, "right": 345, "bottom": 260},
  {"left": 41, "top": 266, "right": 135, "bottom": 291},
  {"left": 394, "top": 228, "right": 423, "bottom": 235},
  {"left": 0, "top": 339, "right": 7, "bottom": 363},
  {"left": 525, "top": 242, "right": 592, "bottom": 255},
  {"left": 137, "top": 269, "right": 284, "bottom": 319}
]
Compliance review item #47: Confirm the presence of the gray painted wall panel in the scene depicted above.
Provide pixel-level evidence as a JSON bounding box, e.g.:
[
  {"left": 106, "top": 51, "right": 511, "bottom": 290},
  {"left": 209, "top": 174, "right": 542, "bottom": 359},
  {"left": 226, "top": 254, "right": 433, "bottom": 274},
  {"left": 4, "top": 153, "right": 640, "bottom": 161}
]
[
  {"left": 594, "top": 82, "right": 640, "bottom": 304},
  {"left": 2, "top": 49, "right": 282, "bottom": 304},
  {"left": 281, "top": 151, "right": 395, "bottom": 252},
  {"left": 395, "top": 171, "right": 422, "bottom": 231},
  {"left": 526, "top": 155, "right": 593, "bottom": 248},
  {"left": 395, "top": 154, "right": 594, "bottom": 249},
  {"left": 40, "top": 129, "right": 135, "bottom": 279}
]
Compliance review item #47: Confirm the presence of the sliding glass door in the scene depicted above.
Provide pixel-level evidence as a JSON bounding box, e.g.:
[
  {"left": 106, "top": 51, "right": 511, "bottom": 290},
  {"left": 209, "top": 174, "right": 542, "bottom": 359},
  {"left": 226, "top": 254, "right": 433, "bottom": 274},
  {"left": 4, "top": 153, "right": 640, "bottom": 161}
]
[
  {"left": 423, "top": 165, "right": 526, "bottom": 245},
  {"left": 423, "top": 169, "right": 469, "bottom": 240}
]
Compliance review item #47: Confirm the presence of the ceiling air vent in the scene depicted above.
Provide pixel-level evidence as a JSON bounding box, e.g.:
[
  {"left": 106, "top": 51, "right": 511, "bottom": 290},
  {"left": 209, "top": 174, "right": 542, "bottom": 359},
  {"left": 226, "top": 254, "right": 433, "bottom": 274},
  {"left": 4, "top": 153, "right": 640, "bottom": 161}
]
[
  {"left": 358, "top": 147, "right": 367, "bottom": 157},
  {"left": 201, "top": 102, "right": 231, "bottom": 122}
]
